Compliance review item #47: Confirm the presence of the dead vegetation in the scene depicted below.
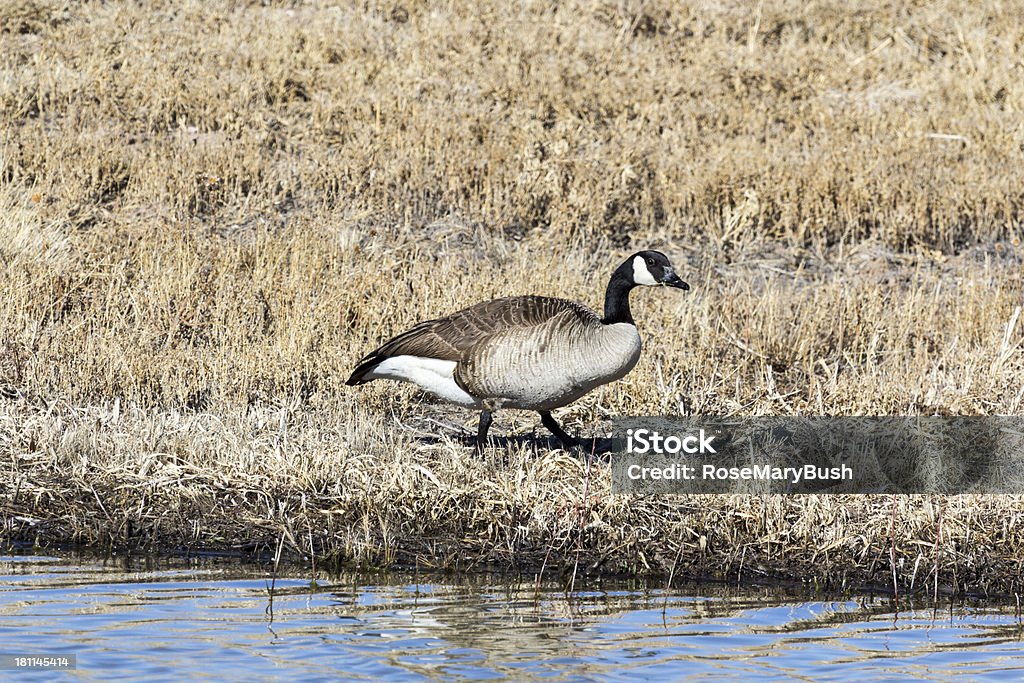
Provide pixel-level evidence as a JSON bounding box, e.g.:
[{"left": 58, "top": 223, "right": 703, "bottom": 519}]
[{"left": 1, "top": 0, "right": 1023, "bottom": 594}]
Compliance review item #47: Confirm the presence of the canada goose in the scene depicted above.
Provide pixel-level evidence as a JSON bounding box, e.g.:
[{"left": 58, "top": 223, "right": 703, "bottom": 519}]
[{"left": 347, "top": 250, "right": 689, "bottom": 450}]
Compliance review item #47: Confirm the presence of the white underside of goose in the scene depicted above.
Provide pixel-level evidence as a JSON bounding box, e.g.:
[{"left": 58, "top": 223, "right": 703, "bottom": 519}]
[{"left": 363, "top": 355, "right": 480, "bottom": 407}]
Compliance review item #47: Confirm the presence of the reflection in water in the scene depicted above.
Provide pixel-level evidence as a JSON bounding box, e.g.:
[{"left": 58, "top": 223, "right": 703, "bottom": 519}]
[{"left": 0, "top": 553, "right": 1022, "bottom": 681}]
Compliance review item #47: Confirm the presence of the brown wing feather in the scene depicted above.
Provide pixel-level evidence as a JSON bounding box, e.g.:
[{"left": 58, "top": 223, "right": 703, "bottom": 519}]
[{"left": 346, "top": 296, "right": 598, "bottom": 385}]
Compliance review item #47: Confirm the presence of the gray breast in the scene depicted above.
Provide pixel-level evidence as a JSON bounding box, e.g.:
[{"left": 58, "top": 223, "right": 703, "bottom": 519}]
[{"left": 456, "top": 310, "right": 642, "bottom": 410}]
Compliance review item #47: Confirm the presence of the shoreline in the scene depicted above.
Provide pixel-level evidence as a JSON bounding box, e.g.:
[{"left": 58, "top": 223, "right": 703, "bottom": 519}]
[
  {"left": 4, "top": 399, "right": 1022, "bottom": 598},
  {"left": 4, "top": 543, "right": 1022, "bottom": 604}
]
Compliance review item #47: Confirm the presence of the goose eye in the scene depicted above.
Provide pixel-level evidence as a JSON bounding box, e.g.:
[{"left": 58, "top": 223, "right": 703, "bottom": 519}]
[{"left": 646, "top": 258, "right": 654, "bottom": 266}]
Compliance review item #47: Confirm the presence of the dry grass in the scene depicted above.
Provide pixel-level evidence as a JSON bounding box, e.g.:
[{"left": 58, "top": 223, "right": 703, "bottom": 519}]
[{"left": 1, "top": 0, "right": 1023, "bottom": 594}]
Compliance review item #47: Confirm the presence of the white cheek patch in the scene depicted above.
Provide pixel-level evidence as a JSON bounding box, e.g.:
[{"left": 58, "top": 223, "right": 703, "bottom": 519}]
[{"left": 632, "top": 255, "right": 658, "bottom": 286}]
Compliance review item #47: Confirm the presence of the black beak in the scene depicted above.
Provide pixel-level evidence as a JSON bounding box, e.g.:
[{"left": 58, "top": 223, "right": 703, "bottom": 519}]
[{"left": 663, "top": 273, "right": 690, "bottom": 290}]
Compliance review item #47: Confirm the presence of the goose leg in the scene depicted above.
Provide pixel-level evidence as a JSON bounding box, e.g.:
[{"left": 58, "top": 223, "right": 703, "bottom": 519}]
[
  {"left": 539, "top": 411, "right": 580, "bottom": 450},
  {"left": 475, "top": 409, "right": 493, "bottom": 451}
]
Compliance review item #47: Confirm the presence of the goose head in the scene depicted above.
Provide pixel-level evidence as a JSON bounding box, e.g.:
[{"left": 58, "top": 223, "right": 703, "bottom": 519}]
[{"left": 629, "top": 250, "right": 689, "bottom": 290}]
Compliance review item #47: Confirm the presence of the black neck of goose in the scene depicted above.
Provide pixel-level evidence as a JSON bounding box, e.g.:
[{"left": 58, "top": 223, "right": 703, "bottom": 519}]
[{"left": 601, "top": 266, "right": 636, "bottom": 325}]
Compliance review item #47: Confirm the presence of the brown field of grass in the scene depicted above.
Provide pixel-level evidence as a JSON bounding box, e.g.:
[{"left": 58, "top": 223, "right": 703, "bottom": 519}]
[{"left": 1, "top": 0, "right": 1023, "bottom": 593}]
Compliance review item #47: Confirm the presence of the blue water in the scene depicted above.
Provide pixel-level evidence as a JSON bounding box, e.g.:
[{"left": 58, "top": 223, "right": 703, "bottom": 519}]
[{"left": 0, "top": 554, "right": 1021, "bottom": 681}]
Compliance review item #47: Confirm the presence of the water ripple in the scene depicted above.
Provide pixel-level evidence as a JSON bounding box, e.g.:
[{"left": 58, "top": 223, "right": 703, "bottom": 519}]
[{"left": 0, "top": 554, "right": 1021, "bottom": 681}]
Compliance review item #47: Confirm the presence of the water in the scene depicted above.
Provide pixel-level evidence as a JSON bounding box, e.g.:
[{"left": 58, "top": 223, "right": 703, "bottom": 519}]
[{"left": 1, "top": 553, "right": 1022, "bottom": 681}]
